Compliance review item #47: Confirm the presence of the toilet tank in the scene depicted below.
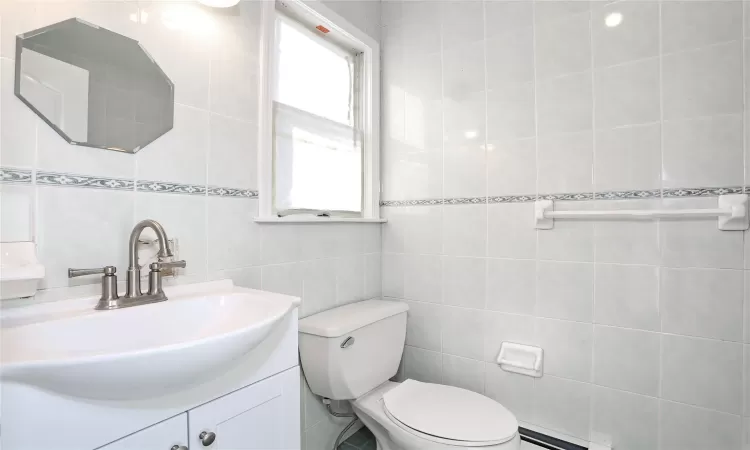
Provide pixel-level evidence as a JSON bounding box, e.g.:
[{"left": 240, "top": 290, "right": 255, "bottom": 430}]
[{"left": 298, "top": 300, "right": 409, "bottom": 400}]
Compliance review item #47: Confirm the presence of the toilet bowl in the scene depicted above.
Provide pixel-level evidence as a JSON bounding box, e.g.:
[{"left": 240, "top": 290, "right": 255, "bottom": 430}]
[
  {"left": 298, "top": 300, "right": 521, "bottom": 450},
  {"left": 352, "top": 380, "right": 520, "bottom": 450}
]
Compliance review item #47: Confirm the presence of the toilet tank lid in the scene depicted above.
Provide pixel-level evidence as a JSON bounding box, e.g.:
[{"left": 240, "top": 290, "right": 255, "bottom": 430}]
[{"left": 299, "top": 299, "right": 409, "bottom": 337}]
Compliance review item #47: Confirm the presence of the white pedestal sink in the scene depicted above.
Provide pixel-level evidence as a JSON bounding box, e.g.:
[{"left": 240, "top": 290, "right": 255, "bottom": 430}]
[{"left": 1, "top": 280, "right": 300, "bottom": 400}]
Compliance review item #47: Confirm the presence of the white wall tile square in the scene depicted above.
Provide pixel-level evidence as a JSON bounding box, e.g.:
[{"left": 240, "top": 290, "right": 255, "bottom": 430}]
[
  {"left": 537, "top": 131, "right": 594, "bottom": 194},
  {"left": 404, "top": 206, "right": 443, "bottom": 255},
  {"left": 442, "top": 42, "right": 486, "bottom": 100},
  {"left": 660, "top": 267, "right": 744, "bottom": 342},
  {"left": 594, "top": 58, "right": 660, "bottom": 129},
  {"left": 443, "top": 204, "right": 487, "bottom": 257},
  {"left": 662, "top": 334, "right": 744, "bottom": 414},
  {"left": 336, "top": 255, "right": 365, "bottom": 305},
  {"left": 745, "top": 344, "right": 750, "bottom": 416},
  {"left": 487, "top": 203, "right": 537, "bottom": 259},
  {"left": 536, "top": 261, "right": 594, "bottom": 322},
  {"left": 532, "top": 375, "right": 592, "bottom": 441},
  {"left": 591, "top": 386, "right": 659, "bottom": 450},
  {"left": 260, "top": 224, "right": 301, "bottom": 265},
  {"left": 662, "top": 114, "right": 744, "bottom": 188},
  {"left": 486, "top": 258, "right": 536, "bottom": 315},
  {"left": 442, "top": 256, "right": 486, "bottom": 309},
  {"left": 483, "top": 311, "right": 536, "bottom": 362},
  {"left": 363, "top": 253, "right": 381, "bottom": 299},
  {"left": 535, "top": 318, "right": 593, "bottom": 382},
  {"left": 536, "top": 71, "right": 593, "bottom": 135},
  {"left": 594, "top": 263, "right": 660, "bottom": 332},
  {"left": 403, "top": 346, "right": 443, "bottom": 384},
  {"left": 593, "top": 200, "right": 660, "bottom": 266},
  {"left": 594, "top": 123, "right": 661, "bottom": 192},
  {"left": 207, "top": 114, "right": 257, "bottom": 190},
  {"left": 746, "top": 272, "right": 750, "bottom": 343},
  {"left": 591, "top": 0, "right": 659, "bottom": 68},
  {"left": 441, "top": 354, "right": 485, "bottom": 394},
  {"left": 0, "top": 58, "right": 37, "bottom": 169},
  {"left": 486, "top": 28, "right": 535, "bottom": 88},
  {"left": 136, "top": 104, "right": 209, "bottom": 185},
  {"left": 593, "top": 325, "right": 660, "bottom": 396},
  {"left": 441, "top": 306, "right": 485, "bottom": 361},
  {"left": 381, "top": 253, "right": 405, "bottom": 298},
  {"left": 485, "top": 364, "right": 535, "bottom": 422},
  {"left": 485, "top": 1, "right": 533, "bottom": 37},
  {"left": 0, "top": 184, "right": 34, "bottom": 242},
  {"left": 37, "top": 186, "right": 134, "bottom": 289},
  {"left": 404, "top": 300, "right": 443, "bottom": 352},
  {"left": 487, "top": 138, "right": 537, "bottom": 196},
  {"left": 206, "top": 197, "right": 260, "bottom": 271},
  {"left": 534, "top": 12, "right": 591, "bottom": 80},
  {"left": 300, "top": 259, "right": 337, "bottom": 317},
  {"left": 404, "top": 254, "right": 442, "bottom": 303},
  {"left": 439, "top": 0, "right": 484, "bottom": 50},
  {"left": 537, "top": 202, "right": 595, "bottom": 262},
  {"left": 662, "top": 41, "right": 743, "bottom": 120},
  {"left": 660, "top": 198, "right": 745, "bottom": 269},
  {"left": 487, "top": 84, "right": 536, "bottom": 142},
  {"left": 661, "top": 0, "right": 743, "bottom": 54},
  {"left": 533, "top": 1, "right": 590, "bottom": 25},
  {"left": 135, "top": 192, "right": 207, "bottom": 281},
  {"left": 660, "top": 400, "right": 743, "bottom": 450},
  {"left": 261, "top": 262, "right": 303, "bottom": 298}
]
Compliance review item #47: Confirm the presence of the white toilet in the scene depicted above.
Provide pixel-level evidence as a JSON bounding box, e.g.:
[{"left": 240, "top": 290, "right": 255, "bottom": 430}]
[{"left": 299, "top": 299, "right": 521, "bottom": 450}]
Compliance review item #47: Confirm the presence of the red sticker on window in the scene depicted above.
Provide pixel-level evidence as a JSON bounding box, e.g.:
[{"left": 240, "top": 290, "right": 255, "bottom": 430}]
[{"left": 316, "top": 25, "right": 330, "bottom": 33}]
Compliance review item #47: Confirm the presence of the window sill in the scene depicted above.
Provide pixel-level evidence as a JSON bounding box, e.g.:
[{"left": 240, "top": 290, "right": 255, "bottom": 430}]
[{"left": 254, "top": 217, "right": 387, "bottom": 224}]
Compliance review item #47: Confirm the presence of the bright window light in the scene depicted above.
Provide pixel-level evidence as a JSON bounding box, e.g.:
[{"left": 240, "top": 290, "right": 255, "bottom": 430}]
[{"left": 273, "top": 15, "right": 362, "bottom": 214}]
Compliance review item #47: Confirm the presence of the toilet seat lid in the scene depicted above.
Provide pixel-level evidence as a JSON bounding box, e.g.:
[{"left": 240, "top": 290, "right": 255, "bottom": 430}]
[{"left": 382, "top": 379, "right": 518, "bottom": 444}]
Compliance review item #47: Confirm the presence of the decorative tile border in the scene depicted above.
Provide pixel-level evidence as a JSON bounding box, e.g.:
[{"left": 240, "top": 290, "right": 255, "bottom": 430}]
[
  {"left": 0, "top": 167, "right": 32, "bottom": 184},
  {"left": 207, "top": 186, "right": 259, "bottom": 198},
  {"left": 0, "top": 167, "right": 258, "bottom": 199},
  {"left": 381, "top": 185, "right": 748, "bottom": 207},
  {"left": 136, "top": 180, "right": 206, "bottom": 195},
  {"left": 37, "top": 171, "right": 135, "bottom": 190},
  {"left": 662, "top": 186, "right": 744, "bottom": 198}
]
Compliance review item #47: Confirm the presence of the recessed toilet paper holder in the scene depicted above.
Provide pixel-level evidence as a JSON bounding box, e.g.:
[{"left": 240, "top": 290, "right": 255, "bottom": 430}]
[{"left": 497, "top": 342, "right": 544, "bottom": 378}]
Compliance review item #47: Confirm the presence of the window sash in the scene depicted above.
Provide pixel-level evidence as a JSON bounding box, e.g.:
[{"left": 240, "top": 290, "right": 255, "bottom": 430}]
[{"left": 271, "top": 13, "right": 364, "bottom": 217}]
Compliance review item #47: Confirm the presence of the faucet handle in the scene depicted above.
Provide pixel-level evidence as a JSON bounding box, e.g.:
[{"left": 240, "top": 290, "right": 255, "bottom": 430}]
[
  {"left": 150, "top": 260, "right": 186, "bottom": 271},
  {"left": 68, "top": 266, "right": 117, "bottom": 278}
]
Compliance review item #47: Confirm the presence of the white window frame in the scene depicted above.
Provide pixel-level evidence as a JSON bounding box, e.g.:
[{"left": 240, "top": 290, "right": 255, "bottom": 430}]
[{"left": 256, "top": 0, "right": 383, "bottom": 223}]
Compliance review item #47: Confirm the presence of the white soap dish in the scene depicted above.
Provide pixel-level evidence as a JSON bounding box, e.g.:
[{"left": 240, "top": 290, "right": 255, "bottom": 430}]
[
  {"left": 1, "top": 242, "right": 45, "bottom": 300},
  {"left": 497, "top": 342, "right": 543, "bottom": 378}
]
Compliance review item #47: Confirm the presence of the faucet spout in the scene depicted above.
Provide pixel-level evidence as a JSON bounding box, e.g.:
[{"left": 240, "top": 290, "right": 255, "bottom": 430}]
[{"left": 126, "top": 219, "right": 173, "bottom": 298}]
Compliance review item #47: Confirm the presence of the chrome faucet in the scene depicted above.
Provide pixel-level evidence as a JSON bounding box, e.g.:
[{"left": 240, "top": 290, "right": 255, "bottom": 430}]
[{"left": 68, "top": 219, "right": 186, "bottom": 310}]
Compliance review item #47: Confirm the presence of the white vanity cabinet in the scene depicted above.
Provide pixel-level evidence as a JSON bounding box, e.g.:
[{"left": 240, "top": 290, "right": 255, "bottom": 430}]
[
  {"left": 187, "top": 367, "right": 300, "bottom": 450},
  {"left": 95, "top": 367, "right": 300, "bottom": 450},
  {"left": 97, "top": 414, "right": 188, "bottom": 450}
]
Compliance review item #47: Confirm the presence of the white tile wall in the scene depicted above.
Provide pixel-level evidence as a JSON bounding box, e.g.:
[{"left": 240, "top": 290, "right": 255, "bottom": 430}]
[
  {"left": 0, "top": 2, "right": 381, "bottom": 450},
  {"left": 382, "top": 1, "right": 750, "bottom": 448}
]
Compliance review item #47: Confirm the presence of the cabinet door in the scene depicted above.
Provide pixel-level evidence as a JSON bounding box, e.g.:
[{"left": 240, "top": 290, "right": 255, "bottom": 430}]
[
  {"left": 96, "top": 414, "right": 188, "bottom": 450},
  {"left": 188, "top": 366, "right": 300, "bottom": 450}
]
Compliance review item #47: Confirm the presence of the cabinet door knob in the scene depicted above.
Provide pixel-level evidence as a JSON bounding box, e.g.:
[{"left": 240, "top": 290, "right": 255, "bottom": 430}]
[
  {"left": 171, "top": 446, "right": 188, "bottom": 450},
  {"left": 199, "top": 431, "right": 216, "bottom": 446}
]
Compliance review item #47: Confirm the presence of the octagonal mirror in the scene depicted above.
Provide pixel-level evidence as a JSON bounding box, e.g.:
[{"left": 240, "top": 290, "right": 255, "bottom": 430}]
[{"left": 15, "top": 18, "right": 174, "bottom": 154}]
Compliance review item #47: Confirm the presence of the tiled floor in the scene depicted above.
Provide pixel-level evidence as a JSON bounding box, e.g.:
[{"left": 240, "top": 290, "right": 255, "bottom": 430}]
[
  {"left": 339, "top": 427, "right": 547, "bottom": 450},
  {"left": 338, "top": 427, "right": 376, "bottom": 450}
]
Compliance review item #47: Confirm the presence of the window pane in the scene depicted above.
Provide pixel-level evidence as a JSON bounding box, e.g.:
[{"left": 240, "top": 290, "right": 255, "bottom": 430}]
[
  {"left": 275, "top": 19, "right": 353, "bottom": 126},
  {"left": 274, "top": 102, "right": 362, "bottom": 213}
]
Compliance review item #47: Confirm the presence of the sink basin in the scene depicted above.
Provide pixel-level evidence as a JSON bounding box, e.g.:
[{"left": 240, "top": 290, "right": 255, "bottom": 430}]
[{"left": 1, "top": 281, "right": 299, "bottom": 400}]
